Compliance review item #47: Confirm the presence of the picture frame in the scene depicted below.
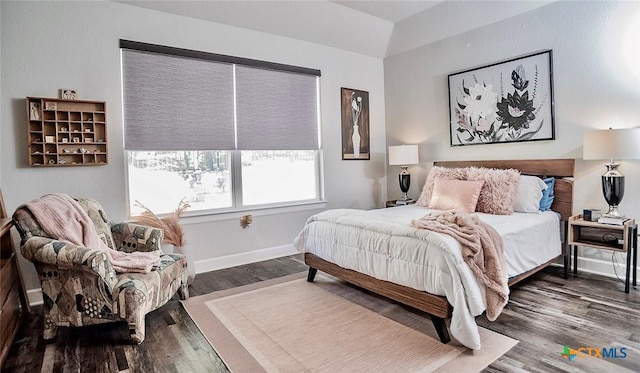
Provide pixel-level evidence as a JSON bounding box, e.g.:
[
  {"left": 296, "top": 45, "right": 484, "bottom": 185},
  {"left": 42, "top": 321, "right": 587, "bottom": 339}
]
[
  {"left": 44, "top": 101, "right": 57, "bottom": 111},
  {"left": 60, "top": 89, "right": 77, "bottom": 100},
  {"left": 341, "top": 87, "right": 370, "bottom": 160},
  {"left": 448, "top": 50, "right": 554, "bottom": 146}
]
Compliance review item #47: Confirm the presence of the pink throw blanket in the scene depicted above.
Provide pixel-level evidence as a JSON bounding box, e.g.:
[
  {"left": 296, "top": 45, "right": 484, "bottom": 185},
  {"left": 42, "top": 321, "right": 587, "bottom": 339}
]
[
  {"left": 411, "top": 211, "right": 509, "bottom": 321},
  {"left": 21, "top": 194, "right": 160, "bottom": 274}
]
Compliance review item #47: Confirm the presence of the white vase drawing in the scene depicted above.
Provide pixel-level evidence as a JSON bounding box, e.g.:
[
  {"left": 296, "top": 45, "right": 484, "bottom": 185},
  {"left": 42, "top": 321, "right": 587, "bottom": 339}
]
[
  {"left": 352, "top": 125, "right": 360, "bottom": 158},
  {"left": 351, "top": 92, "right": 363, "bottom": 157}
]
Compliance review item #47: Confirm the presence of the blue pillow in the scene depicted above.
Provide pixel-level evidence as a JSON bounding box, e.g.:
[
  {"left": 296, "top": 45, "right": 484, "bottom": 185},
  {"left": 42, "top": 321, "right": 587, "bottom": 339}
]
[{"left": 539, "top": 177, "right": 555, "bottom": 211}]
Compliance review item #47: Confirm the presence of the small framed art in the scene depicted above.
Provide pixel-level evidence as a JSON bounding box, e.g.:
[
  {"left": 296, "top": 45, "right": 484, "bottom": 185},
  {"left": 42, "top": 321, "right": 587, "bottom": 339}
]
[{"left": 341, "top": 87, "right": 370, "bottom": 160}]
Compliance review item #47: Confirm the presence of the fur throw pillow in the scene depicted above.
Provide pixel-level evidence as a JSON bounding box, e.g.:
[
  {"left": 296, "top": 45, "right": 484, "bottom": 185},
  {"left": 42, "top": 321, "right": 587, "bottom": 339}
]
[
  {"left": 465, "top": 167, "right": 521, "bottom": 215},
  {"left": 416, "top": 166, "right": 467, "bottom": 206}
]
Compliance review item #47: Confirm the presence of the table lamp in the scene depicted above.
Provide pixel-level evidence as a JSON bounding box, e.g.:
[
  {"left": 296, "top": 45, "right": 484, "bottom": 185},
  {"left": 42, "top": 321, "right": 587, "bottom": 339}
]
[
  {"left": 583, "top": 127, "right": 640, "bottom": 218},
  {"left": 388, "top": 145, "right": 419, "bottom": 202}
]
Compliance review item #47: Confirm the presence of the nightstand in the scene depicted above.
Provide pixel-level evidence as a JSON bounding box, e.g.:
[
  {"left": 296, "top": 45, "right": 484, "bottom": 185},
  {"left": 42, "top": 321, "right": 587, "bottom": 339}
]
[
  {"left": 567, "top": 214, "right": 637, "bottom": 293},
  {"left": 386, "top": 200, "right": 417, "bottom": 208}
]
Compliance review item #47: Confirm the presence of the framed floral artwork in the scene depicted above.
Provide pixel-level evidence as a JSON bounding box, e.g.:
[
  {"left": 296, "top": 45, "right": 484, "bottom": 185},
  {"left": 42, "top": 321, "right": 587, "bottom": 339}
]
[
  {"left": 341, "top": 87, "right": 370, "bottom": 160},
  {"left": 448, "top": 50, "right": 554, "bottom": 146}
]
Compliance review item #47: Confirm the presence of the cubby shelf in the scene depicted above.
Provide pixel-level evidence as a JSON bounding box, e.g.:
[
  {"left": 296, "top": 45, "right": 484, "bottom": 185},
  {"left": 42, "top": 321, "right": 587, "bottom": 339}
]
[{"left": 26, "top": 97, "right": 108, "bottom": 167}]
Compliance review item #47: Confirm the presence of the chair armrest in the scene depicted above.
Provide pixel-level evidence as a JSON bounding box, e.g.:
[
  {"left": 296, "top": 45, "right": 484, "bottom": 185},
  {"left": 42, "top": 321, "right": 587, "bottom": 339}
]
[
  {"left": 111, "top": 222, "right": 164, "bottom": 253},
  {"left": 20, "top": 237, "right": 119, "bottom": 289}
]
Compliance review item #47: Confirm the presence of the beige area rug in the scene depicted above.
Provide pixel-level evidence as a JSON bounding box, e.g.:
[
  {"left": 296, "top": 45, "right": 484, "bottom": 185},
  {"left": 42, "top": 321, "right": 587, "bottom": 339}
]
[{"left": 182, "top": 273, "right": 517, "bottom": 372}]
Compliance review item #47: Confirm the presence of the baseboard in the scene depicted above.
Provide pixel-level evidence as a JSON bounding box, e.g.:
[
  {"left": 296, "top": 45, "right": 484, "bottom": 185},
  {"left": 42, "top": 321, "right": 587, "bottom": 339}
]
[{"left": 193, "top": 244, "right": 299, "bottom": 274}]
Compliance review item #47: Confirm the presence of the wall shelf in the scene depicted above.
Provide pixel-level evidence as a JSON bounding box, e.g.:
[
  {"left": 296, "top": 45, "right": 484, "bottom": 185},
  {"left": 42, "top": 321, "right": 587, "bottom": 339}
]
[{"left": 26, "top": 97, "right": 108, "bottom": 167}]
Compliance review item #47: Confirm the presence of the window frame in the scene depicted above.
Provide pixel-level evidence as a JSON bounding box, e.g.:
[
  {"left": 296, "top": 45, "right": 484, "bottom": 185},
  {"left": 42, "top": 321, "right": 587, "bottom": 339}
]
[{"left": 121, "top": 40, "right": 325, "bottom": 218}]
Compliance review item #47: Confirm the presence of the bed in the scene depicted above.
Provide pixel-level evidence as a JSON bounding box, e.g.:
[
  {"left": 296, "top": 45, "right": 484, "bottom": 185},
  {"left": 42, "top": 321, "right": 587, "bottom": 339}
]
[{"left": 294, "top": 159, "right": 574, "bottom": 350}]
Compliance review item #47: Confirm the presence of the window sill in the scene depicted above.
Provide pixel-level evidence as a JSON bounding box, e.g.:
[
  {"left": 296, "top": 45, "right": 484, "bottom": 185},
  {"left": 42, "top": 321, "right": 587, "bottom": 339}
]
[{"left": 177, "top": 200, "right": 328, "bottom": 225}]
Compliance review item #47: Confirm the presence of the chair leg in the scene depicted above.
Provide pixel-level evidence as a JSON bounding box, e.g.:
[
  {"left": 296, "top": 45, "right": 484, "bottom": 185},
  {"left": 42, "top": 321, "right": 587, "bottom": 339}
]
[
  {"left": 43, "top": 317, "right": 58, "bottom": 340},
  {"left": 41, "top": 303, "right": 58, "bottom": 340},
  {"left": 128, "top": 312, "right": 146, "bottom": 344},
  {"left": 178, "top": 282, "right": 190, "bottom": 300}
]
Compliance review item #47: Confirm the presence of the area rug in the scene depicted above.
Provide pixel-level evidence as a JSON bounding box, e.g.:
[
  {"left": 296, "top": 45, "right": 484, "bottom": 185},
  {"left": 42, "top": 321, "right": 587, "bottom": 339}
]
[{"left": 182, "top": 272, "right": 517, "bottom": 372}]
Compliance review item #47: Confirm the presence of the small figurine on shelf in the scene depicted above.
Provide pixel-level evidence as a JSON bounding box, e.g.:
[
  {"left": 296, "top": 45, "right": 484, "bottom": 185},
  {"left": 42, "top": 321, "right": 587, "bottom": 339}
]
[
  {"left": 29, "top": 102, "right": 41, "bottom": 120},
  {"left": 60, "top": 89, "right": 77, "bottom": 100}
]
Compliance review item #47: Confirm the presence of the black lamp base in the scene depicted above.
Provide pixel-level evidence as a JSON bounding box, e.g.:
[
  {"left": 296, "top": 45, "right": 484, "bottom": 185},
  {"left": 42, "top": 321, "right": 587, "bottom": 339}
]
[
  {"left": 602, "top": 164, "right": 625, "bottom": 218},
  {"left": 398, "top": 167, "right": 411, "bottom": 201}
]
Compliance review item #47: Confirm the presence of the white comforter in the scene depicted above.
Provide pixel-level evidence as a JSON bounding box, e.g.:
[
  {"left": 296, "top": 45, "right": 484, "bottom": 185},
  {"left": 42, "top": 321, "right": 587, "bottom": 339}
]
[{"left": 293, "top": 205, "right": 561, "bottom": 350}]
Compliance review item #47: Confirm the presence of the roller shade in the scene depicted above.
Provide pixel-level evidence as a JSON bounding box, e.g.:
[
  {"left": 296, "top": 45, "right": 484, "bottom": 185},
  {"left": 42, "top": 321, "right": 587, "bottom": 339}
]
[
  {"left": 122, "top": 49, "right": 235, "bottom": 150},
  {"left": 235, "top": 66, "right": 319, "bottom": 150},
  {"left": 121, "top": 40, "right": 320, "bottom": 152}
]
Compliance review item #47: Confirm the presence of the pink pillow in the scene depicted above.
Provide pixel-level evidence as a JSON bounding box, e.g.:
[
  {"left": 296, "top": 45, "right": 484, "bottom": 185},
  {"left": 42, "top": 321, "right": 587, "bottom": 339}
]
[
  {"left": 417, "top": 166, "right": 467, "bottom": 206},
  {"left": 465, "top": 167, "right": 520, "bottom": 215},
  {"left": 428, "top": 179, "right": 484, "bottom": 213}
]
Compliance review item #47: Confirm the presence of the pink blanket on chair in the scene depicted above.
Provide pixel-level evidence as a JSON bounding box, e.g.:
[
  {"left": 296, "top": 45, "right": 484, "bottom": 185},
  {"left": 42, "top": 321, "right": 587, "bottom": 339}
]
[{"left": 21, "top": 193, "right": 160, "bottom": 273}]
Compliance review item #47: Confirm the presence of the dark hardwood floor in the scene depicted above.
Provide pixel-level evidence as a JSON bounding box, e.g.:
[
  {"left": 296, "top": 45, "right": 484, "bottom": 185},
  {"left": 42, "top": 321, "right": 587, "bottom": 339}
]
[{"left": 2, "top": 254, "right": 639, "bottom": 372}]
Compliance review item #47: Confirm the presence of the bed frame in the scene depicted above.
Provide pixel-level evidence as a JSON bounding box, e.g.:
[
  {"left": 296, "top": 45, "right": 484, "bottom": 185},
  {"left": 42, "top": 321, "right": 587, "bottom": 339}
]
[{"left": 305, "top": 158, "right": 575, "bottom": 344}]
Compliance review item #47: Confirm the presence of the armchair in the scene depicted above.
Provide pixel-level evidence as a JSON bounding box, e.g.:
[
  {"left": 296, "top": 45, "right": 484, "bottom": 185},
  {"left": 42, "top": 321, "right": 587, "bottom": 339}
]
[{"left": 12, "top": 197, "right": 189, "bottom": 344}]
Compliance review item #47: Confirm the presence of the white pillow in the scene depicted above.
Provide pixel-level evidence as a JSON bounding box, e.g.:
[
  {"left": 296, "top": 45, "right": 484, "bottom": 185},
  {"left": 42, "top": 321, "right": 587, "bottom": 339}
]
[{"left": 513, "top": 175, "right": 548, "bottom": 213}]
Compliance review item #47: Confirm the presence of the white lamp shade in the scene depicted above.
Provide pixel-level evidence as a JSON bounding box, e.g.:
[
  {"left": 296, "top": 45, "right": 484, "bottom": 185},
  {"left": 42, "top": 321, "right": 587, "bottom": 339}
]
[
  {"left": 388, "top": 145, "right": 419, "bottom": 166},
  {"left": 583, "top": 128, "right": 640, "bottom": 160}
]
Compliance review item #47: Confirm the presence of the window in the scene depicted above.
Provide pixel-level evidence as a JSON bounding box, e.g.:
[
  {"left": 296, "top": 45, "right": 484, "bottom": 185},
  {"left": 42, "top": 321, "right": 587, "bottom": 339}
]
[
  {"left": 127, "top": 151, "right": 233, "bottom": 215},
  {"left": 121, "top": 41, "right": 322, "bottom": 216},
  {"left": 240, "top": 150, "right": 318, "bottom": 206}
]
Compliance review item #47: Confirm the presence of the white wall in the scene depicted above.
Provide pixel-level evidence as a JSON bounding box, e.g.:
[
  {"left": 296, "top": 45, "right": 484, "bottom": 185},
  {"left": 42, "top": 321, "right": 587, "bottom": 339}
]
[
  {"left": 0, "top": 3, "right": 2, "bottom": 186},
  {"left": 1, "top": 1, "right": 387, "bottom": 292},
  {"left": 384, "top": 1, "right": 640, "bottom": 277}
]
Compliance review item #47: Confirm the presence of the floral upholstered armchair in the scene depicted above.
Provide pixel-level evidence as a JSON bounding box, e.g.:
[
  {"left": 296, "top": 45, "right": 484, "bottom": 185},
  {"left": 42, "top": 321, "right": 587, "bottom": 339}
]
[{"left": 12, "top": 197, "right": 189, "bottom": 344}]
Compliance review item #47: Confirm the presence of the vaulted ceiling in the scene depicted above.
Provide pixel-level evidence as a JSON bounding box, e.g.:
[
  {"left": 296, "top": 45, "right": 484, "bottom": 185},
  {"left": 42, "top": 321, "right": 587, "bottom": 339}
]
[{"left": 119, "top": 1, "right": 553, "bottom": 58}]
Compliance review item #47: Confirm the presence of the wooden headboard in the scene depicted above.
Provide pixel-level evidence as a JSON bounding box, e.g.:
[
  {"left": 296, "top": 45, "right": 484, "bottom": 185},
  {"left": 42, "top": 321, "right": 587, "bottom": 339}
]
[{"left": 433, "top": 159, "right": 575, "bottom": 221}]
